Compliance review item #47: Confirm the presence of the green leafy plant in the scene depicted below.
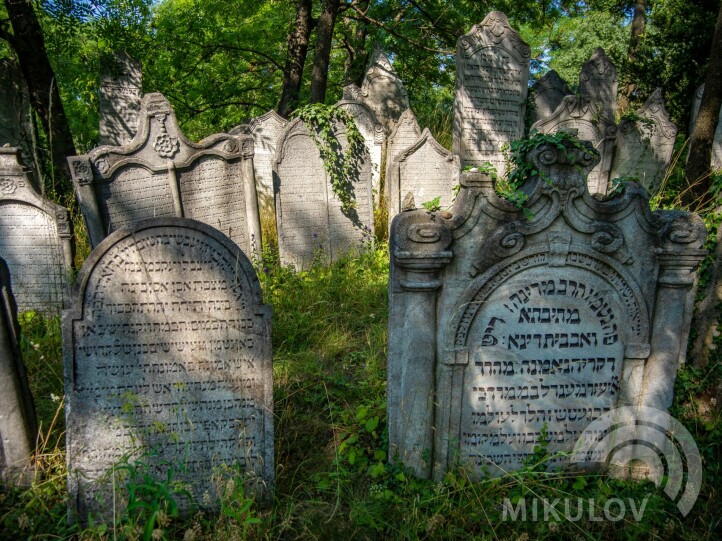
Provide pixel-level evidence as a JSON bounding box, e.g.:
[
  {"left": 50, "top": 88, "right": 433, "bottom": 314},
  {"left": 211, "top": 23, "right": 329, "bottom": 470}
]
[{"left": 421, "top": 196, "right": 441, "bottom": 211}]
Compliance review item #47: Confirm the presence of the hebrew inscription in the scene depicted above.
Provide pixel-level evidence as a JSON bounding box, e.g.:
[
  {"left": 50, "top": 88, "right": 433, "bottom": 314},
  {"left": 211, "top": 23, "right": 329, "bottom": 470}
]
[{"left": 99, "top": 51, "right": 142, "bottom": 147}]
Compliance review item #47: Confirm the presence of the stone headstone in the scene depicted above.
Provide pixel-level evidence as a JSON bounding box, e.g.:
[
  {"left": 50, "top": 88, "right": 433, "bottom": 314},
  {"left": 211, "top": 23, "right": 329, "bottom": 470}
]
[
  {"left": 610, "top": 89, "right": 678, "bottom": 194},
  {"left": 387, "top": 128, "right": 460, "bottom": 222},
  {"left": 579, "top": 48, "right": 618, "bottom": 123},
  {"left": 453, "top": 11, "right": 531, "bottom": 175},
  {"left": 385, "top": 109, "right": 422, "bottom": 190},
  {"left": 531, "top": 95, "right": 617, "bottom": 194},
  {"left": 343, "top": 84, "right": 363, "bottom": 101},
  {"left": 336, "top": 100, "right": 384, "bottom": 197},
  {"left": 689, "top": 84, "right": 722, "bottom": 170},
  {"left": 388, "top": 139, "right": 706, "bottom": 480},
  {"left": 99, "top": 51, "right": 142, "bottom": 147},
  {"left": 274, "top": 117, "right": 374, "bottom": 270},
  {"left": 0, "top": 256, "right": 37, "bottom": 486},
  {"left": 69, "top": 93, "right": 262, "bottom": 257},
  {"left": 63, "top": 217, "right": 273, "bottom": 524},
  {"left": 0, "top": 147, "right": 73, "bottom": 314},
  {"left": 230, "top": 111, "right": 288, "bottom": 212},
  {"left": 530, "top": 70, "right": 572, "bottom": 125},
  {"left": 358, "top": 47, "right": 410, "bottom": 133}
]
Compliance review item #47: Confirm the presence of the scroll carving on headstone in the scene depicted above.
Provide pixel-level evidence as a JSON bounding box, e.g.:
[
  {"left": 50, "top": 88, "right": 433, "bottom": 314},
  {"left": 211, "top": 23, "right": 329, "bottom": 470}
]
[
  {"left": 0, "top": 147, "right": 73, "bottom": 315},
  {"left": 336, "top": 100, "right": 384, "bottom": 198},
  {"left": 68, "top": 93, "right": 262, "bottom": 257},
  {"left": 529, "top": 70, "right": 572, "bottom": 126},
  {"left": 359, "top": 47, "right": 410, "bottom": 133},
  {"left": 99, "top": 51, "right": 143, "bottom": 147},
  {"left": 64, "top": 217, "right": 274, "bottom": 524},
  {"left": 579, "top": 48, "right": 618, "bottom": 123},
  {"left": 388, "top": 138, "right": 706, "bottom": 481}
]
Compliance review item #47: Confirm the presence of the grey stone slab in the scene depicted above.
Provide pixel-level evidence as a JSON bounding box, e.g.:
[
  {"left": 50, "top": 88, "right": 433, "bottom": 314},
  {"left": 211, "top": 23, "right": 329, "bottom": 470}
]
[
  {"left": 388, "top": 138, "right": 705, "bottom": 480},
  {"left": 69, "top": 93, "right": 262, "bottom": 258},
  {"left": 689, "top": 83, "right": 722, "bottom": 170},
  {"left": 359, "top": 47, "right": 410, "bottom": 133},
  {"left": 63, "top": 217, "right": 273, "bottom": 524},
  {"left": 529, "top": 70, "right": 572, "bottom": 125},
  {"left": 531, "top": 95, "right": 617, "bottom": 194},
  {"left": 579, "top": 48, "right": 618, "bottom": 123},
  {"left": 387, "top": 128, "right": 460, "bottom": 222},
  {"left": 0, "top": 147, "right": 73, "bottom": 315},
  {"left": 0, "top": 256, "right": 37, "bottom": 486},
  {"left": 273, "top": 117, "right": 374, "bottom": 271},
  {"left": 610, "top": 88, "right": 678, "bottom": 194},
  {"left": 385, "top": 109, "right": 422, "bottom": 194},
  {"left": 336, "top": 100, "right": 384, "bottom": 198},
  {"left": 453, "top": 12, "right": 531, "bottom": 175},
  {"left": 99, "top": 52, "right": 142, "bottom": 147}
]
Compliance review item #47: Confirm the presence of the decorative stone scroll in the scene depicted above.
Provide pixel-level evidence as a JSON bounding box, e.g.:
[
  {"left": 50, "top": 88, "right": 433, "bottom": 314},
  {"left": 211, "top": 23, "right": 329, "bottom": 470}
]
[
  {"left": 0, "top": 147, "right": 73, "bottom": 315},
  {"left": 64, "top": 217, "right": 273, "bottom": 524},
  {"left": 531, "top": 95, "right": 617, "bottom": 194},
  {"left": 99, "top": 51, "right": 142, "bottom": 147},
  {"left": 68, "top": 93, "right": 261, "bottom": 257},
  {"left": 388, "top": 139, "right": 706, "bottom": 480},
  {"left": 385, "top": 109, "right": 422, "bottom": 189},
  {"left": 387, "top": 128, "right": 460, "bottom": 221},
  {"left": 529, "top": 70, "right": 572, "bottom": 125},
  {"left": 336, "top": 100, "right": 384, "bottom": 196},
  {"left": 579, "top": 48, "right": 618, "bottom": 123},
  {"left": 610, "top": 89, "right": 678, "bottom": 194},
  {"left": 0, "top": 256, "right": 37, "bottom": 486},
  {"left": 689, "top": 84, "right": 722, "bottom": 170},
  {"left": 358, "top": 47, "right": 410, "bottom": 133},
  {"left": 453, "top": 12, "right": 531, "bottom": 175},
  {"left": 273, "top": 117, "right": 374, "bottom": 271}
]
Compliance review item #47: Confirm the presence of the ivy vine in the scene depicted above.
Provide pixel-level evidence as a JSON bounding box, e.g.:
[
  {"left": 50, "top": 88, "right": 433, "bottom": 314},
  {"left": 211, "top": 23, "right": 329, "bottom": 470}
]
[{"left": 291, "top": 104, "right": 366, "bottom": 212}]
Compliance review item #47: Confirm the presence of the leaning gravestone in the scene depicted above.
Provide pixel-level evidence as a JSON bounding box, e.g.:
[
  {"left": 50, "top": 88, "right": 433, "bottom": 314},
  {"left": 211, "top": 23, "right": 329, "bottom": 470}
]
[
  {"left": 610, "top": 88, "right": 678, "bottom": 194},
  {"left": 531, "top": 95, "right": 617, "bottom": 194},
  {"left": 387, "top": 128, "right": 460, "bottom": 222},
  {"left": 274, "top": 117, "right": 374, "bottom": 271},
  {"left": 358, "top": 47, "right": 410, "bottom": 133},
  {"left": 689, "top": 84, "right": 722, "bottom": 170},
  {"left": 529, "top": 70, "right": 572, "bottom": 126},
  {"left": 336, "top": 100, "right": 384, "bottom": 196},
  {"left": 453, "top": 12, "right": 531, "bottom": 175},
  {"left": 68, "top": 93, "right": 262, "bottom": 257},
  {"left": 385, "top": 109, "right": 422, "bottom": 189},
  {"left": 0, "top": 147, "right": 73, "bottom": 314},
  {"left": 99, "top": 51, "right": 142, "bottom": 147},
  {"left": 387, "top": 138, "right": 706, "bottom": 480},
  {"left": 579, "top": 48, "right": 618, "bottom": 123},
  {"left": 64, "top": 217, "right": 273, "bottom": 523},
  {"left": 0, "top": 256, "right": 37, "bottom": 486}
]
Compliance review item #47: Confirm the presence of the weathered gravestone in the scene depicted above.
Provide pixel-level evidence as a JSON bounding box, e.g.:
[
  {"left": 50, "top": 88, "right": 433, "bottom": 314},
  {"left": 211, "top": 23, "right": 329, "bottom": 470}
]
[
  {"left": 387, "top": 139, "right": 706, "bottom": 480},
  {"left": 229, "top": 111, "right": 288, "bottom": 212},
  {"left": 358, "top": 47, "right": 410, "bottom": 133},
  {"left": 0, "top": 256, "right": 37, "bottom": 486},
  {"left": 453, "top": 12, "right": 531, "bottom": 175},
  {"left": 579, "top": 48, "right": 618, "bottom": 123},
  {"left": 0, "top": 147, "right": 73, "bottom": 314},
  {"left": 63, "top": 217, "right": 273, "bottom": 523},
  {"left": 610, "top": 89, "right": 678, "bottom": 194},
  {"left": 529, "top": 70, "right": 572, "bottom": 126},
  {"left": 387, "top": 129, "right": 460, "bottom": 222},
  {"left": 68, "top": 93, "right": 262, "bottom": 257},
  {"left": 384, "top": 109, "right": 422, "bottom": 190},
  {"left": 531, "top": 95, "right": 617, "bottom": 194},
  {"left": 99, "top": 52, "right": 142, "bottom": 147},
  {"left": 336, "top": 100, "right": 384, "bottom": 196},
  {"left": 274, "top": 117, "right": 374, "bottom": 270},
  {"left": 689, "top": 84, "right": 722, "bottom": 170}
]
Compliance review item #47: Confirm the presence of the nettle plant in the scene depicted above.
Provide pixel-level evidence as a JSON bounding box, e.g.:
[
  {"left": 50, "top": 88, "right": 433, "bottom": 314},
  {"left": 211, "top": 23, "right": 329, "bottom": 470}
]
[{"left": 292, "top": 104, "right": 366, "bottom": 212}]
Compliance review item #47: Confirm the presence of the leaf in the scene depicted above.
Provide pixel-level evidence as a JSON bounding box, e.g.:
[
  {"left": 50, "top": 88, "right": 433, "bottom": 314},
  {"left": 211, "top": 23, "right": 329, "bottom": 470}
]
[
  {"left": 365, "top": 417, "right": 379, "bottom": 432},
  {"left": 572, "top": 477, "right": 587, "bottom": 490}
]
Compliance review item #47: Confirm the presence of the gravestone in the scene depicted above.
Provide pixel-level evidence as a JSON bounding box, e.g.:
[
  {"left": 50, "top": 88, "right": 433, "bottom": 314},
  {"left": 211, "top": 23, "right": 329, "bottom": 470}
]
[
  {"left": 387, "top": 128, "right": 460, "bottom": 222},
  {"left": 689, "top": 84, "right": 722, "bottom": 170},
  {"left": 0, "top": 147, "right": 73, "bottom": 314},
  {"left": 610, "top": 88, "right": 678, "bottom": 194},
  {"left": 358, "top": 48, "right": 410, "bottom": 133},
  {"left": 453, "top": 11, "right": 531, "bottom": 175},
  {"left": 336, "top": 100, "right": 384, "bottom": 196},
  {"left": 64, "top": 217, "right": 273, "bottom": 523},
  {"left": 579, "top": 48, "right": 618, "bottom": 123},
  {"left": 68, "top": 93, "right": 262, "bottom": 257},
  {"left": 385, "top": 109, "right": 422, "bottom": 190},
  {"left": 343, "top": 84, "right": 362, "bottom": 101},
  {"left": 387, "top": 138, "right": 706, "bottom": 480},
  {"left": 529, "top": 70, "right": 572, "bottom": 125},
  {"left": 99, "top": 52, "right": 142, "bottom": 147},
  {"left": 0, "top": 256, "right": 37, "bottom": 486},
  {"left": 531, "top": 95, "right": 617, "bottom": 194},
  {"left": 230, "top": 111, "right": 288, "bottom": 212},
  {"left": 274, "top": 117, "right": 374, "bottom": 270}
]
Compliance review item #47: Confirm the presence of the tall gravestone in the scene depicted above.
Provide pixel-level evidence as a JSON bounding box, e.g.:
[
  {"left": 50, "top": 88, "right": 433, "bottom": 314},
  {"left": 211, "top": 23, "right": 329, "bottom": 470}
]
[
  {"left": 531, "top": 95, "right": 617, "bottom": 194},
  {"left": 336, "top": 100, "right": 384, "bottom": 197},
  {"left": 0, "top": 147, "right": 73, "bottom": 314},
  {"left": 384, "top": 109, "right": 422, "bottom": 190},
  {"left": 64, "top": 217, "right": 273, "bottom": 523},
  {"left": 274, "top": 117, "right": 374, "bottom": 270},
  {"left": 453, "top": 12, "right": 531, "bottom": 175},
  {"left": 579, "top": 48, "right": 618, "bottom": 123},
  {"left": 529, "top": 70, "right": 572, "bottom": 126},
  {"left": 387, "top": 129, "right": 460, "bottom": 222},
  {"left": 610, "top": 89, "right": 678, "bottom": 194},
  {"left": 99, "top": 52, "right": 142, "bottom": 147},
  {"left": 387, "top": 139, "right": 706, "bottom": 480},
  {"left": 358, "top": 48, "right": 410, "bottom": 133},
  {"left": 689, "top": 84, "right": 722, "bottom": 170},
  {"left": 0, "top": 256, "right": 37, "bottom": 486},
  {"left": 230, "top": 111, "right": 288, "bottom": 213},
  {"left": 69, "top": 93, "right": 262, "bottom": 257}
]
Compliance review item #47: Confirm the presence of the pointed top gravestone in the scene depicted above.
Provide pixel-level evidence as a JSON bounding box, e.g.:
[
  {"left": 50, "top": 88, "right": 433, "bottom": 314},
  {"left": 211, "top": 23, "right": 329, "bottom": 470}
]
[
  {"left": 530, "top": 70, "right": 572, "bottom": 125},
  {"left": 99, "top": 51, "right": 143, "bottom": 147},
  {"left": 453, "top": 11, "right": 531, "bottom": 175},
  {"left": 385, "top": 109, "right": 422, "bottom": 189},
  {"left": 336, "top": 100, "right": 384, "bottom": 196},
  {"left": 579, "top": 48, "right": 618, "bottom": 122},
  {"left": 358, "top": 47, "right": 410, "bottom": 133}
]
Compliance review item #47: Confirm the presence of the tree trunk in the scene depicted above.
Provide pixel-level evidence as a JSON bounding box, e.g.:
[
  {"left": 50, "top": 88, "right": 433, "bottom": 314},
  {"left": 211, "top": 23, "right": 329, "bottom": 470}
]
[
  {"left": 4, "top": 0, "right": 76, "bottom": 194},
  {"left": 278, "top": 0, "right": 313, "bottom": 118},
  {"left": 618, "top": 0, "right": 647, "bottom": 113},
  {"left": 309, "top": 0, "right": 340, "bottom": 104},
  {"left": 684, "top": 1, "right": 722, "bottom": 209}
]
